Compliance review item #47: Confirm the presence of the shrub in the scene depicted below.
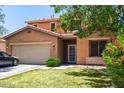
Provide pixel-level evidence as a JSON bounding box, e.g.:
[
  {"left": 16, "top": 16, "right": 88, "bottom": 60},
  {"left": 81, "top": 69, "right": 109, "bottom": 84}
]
[
  {"left": 103, "top": 32, "right": 124, "bottom": 87},
  {"left": 45, "top": 58, "right": 61, "bottom": 67}
]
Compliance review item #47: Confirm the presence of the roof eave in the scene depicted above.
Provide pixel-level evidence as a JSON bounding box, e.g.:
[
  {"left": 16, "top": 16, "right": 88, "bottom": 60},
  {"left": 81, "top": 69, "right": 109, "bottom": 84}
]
[
  {"left": 3, "top": 26, "right": 28, "bottom": 39},
  {"left": 3, "top": 25, "right": 62, "bottom": 39}
]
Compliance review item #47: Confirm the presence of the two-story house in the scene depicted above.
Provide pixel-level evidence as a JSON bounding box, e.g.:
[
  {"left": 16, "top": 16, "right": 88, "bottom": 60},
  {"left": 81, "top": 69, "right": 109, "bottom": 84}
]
[{"left": 4, "top": 18, "right": 110, "bottom": 65}]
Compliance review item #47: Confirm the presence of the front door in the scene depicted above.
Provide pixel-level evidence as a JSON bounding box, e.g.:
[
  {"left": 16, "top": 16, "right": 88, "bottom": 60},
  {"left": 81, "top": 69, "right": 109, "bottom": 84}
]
[{"left": 68, "top": 44, "right": 76, "bottom": 63}]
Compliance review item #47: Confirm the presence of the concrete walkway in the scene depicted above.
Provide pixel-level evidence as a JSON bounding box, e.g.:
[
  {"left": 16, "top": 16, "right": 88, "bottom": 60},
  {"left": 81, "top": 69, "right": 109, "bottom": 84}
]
[
  {"left": 0, "top": 65, "right": 40, "bottom": 79},
  {"left": 39, "top": 64, "right": 106, "bottom": 69},
  {"left": 39, "top": 64, "right": 74, "bottom": 69},
  {"left": 73, "top": 65, "right": 106, "bottom": 69}
]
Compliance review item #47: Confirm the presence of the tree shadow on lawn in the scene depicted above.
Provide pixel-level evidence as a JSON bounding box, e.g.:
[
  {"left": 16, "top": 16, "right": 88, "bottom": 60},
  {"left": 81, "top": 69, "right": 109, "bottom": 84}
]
[
  {"left": 65, "top": 69, "right": 112, "bottom": 88},
  {"left": 83, "top": 78, "right": 111, "bottom": 88}
]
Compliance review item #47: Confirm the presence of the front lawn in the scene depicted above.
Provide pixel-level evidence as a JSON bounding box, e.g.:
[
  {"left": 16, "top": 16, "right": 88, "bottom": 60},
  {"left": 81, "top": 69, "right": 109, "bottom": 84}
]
[{"left": 0, "top": 67, "right": 112, "bottom": 88}]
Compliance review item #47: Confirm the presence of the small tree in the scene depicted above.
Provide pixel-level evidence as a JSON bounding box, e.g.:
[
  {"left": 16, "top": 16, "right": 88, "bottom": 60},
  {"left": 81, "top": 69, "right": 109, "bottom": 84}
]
[
  {"left": 103, "top": 33, "right": 124, "bottom": 87},
  {"left": 52, "top": 5, "right": 124, "bottom": 38},
  {"left": 0, "top": 6, "right": 7, "bottom": 36}
]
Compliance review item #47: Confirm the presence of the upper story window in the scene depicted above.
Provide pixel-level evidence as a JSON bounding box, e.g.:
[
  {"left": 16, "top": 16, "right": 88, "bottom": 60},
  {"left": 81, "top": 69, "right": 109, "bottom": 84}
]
[
  {"left": 50, "top": 22, "right": 56, "bottom": 32},
  {"left": 72, "top": 20, "right": 81, "bottom": 30}
]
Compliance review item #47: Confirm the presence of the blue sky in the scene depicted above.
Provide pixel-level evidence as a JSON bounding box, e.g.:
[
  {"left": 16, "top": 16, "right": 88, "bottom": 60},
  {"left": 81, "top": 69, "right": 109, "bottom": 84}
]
[{"left": 2, "top": 5, "right": 60, "bottom": 34}]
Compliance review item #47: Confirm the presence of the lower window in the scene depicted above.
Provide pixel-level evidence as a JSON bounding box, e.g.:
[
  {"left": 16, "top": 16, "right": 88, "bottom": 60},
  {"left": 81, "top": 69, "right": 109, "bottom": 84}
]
[{"left": 89, "top": 40, "right": 107, "bottom": 57}]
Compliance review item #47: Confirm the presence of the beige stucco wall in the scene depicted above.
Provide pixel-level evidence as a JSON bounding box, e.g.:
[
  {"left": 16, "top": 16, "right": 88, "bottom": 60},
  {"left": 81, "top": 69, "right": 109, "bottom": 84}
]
[
  {"left": 77, "top": 32, "right": 111, "bottom": 65},
  {"left": 5, "top": 29, "right": 60, "bottom": 59},
  {"left": 77, "top": 38, "right": 89, "bottom": 64},
  {"left": 0, "top": 39, "right": 6, "bottom": 51},
  {"left": 57, "top": 38, "right": 64, "bottom": 63}
]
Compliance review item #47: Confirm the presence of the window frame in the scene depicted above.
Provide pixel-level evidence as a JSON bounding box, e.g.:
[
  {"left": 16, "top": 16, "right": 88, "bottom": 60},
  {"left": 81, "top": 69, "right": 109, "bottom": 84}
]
[
  {"left": 89, "top": 40, "right": 107, "bottom": 57},
  {"left": 50, "top": 22, "right": 56, "bottom": 32},
  {"left": 71, "top": 20, "right": 81, "bottom": 30}
]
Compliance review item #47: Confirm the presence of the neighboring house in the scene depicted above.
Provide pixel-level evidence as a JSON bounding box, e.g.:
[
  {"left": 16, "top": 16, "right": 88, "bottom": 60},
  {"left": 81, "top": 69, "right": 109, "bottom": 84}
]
[
  {"left": 4, "top": 18, "right": 110, "bottom": 65},
  {"left": 0, "top": 37, "right": 6, "bottom": 51}
]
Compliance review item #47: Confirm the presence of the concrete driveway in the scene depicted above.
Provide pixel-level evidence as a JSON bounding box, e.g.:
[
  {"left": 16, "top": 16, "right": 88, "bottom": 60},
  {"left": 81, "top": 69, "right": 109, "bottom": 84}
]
[{"left": 0, "top": 64, "right": 40, "bottom": 79}]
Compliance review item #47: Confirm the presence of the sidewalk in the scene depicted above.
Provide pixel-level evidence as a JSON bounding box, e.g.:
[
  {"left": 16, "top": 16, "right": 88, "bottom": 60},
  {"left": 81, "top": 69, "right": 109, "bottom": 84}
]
[{"left": 39, "top": 64, "right": 106, "bottom": 69}]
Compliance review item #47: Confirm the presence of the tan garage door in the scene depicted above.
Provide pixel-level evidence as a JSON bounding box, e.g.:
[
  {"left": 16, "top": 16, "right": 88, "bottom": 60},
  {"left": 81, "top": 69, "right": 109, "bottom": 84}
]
[{"left": 12, "top": 44, "right": 50, "bottom": 65}]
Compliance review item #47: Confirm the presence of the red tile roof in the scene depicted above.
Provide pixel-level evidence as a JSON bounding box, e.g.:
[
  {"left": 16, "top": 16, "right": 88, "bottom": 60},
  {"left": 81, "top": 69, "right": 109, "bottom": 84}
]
[
  {"left": 25, "top": 18, "right": 59, "bottom": 23},
  {"left": 4, "top": 25, "right": 76, "bottom": 39}
]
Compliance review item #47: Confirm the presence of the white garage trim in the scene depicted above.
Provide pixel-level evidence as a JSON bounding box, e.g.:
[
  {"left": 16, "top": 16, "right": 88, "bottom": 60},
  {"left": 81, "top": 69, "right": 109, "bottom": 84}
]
[{"left": 9, "top": 42, "right": 52, "bottom": 45}]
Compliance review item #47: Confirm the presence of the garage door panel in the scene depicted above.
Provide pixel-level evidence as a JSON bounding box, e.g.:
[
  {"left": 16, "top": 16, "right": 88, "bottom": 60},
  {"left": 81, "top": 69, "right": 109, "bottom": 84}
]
[
  {"left": 12, "top": 44, "right": 50, "bottom": 65},
  {"left": 19, "top": 58, "right": 47, "bottom": 65}
]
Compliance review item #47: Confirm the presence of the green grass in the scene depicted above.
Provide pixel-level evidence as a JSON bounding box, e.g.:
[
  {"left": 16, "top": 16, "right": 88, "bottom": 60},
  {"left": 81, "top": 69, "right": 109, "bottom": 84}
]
[{"left": 0, "top": 67, "right": 112, "bottom": 88}]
